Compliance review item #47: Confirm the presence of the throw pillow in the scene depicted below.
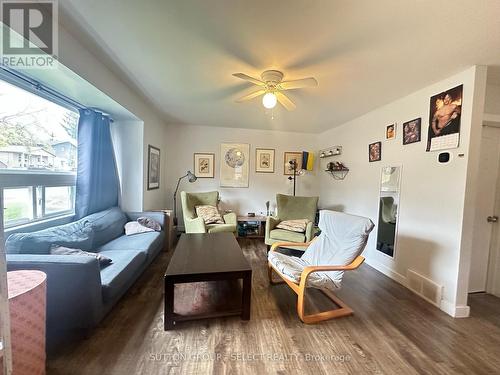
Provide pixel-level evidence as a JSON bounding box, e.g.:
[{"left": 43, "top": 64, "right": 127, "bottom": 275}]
[
  {"left": 50, "top": 245, "right": 112, "bottom": 267},
  {"left": 195, "top": 205, "right": 224, "bottom": 224},
  {"left": 125, "top": 221, "right": 155, "bottom": 236},
  {"left": 137, "top": 216, "right": 161, "bottom": 231},
  {"left": 276, "top": 219, "right": 310, "bottom": 233}
]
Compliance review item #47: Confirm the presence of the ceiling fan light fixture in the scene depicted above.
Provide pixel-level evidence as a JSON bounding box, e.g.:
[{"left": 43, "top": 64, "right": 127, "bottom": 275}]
[{"left": 262, "top": 92, "right": 277, "bottom": 109}]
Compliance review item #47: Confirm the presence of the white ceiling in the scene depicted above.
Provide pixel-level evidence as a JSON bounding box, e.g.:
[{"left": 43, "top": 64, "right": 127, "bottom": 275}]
[
  {"left": 1, "top": 24, "right": 138, "bottom": 121},
  {"left": 60, "top": 0, "right": 500, "bottom": 133}
]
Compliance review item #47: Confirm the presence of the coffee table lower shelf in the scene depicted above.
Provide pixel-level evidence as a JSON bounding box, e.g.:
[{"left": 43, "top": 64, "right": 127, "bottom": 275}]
[{"left": 164, "top": 271, "right": 252, "bottom": 330}]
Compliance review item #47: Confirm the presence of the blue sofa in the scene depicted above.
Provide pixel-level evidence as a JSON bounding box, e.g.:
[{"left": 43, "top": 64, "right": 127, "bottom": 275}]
[{"left": 5, "top": 206, "right": 165, "bottom": 345}]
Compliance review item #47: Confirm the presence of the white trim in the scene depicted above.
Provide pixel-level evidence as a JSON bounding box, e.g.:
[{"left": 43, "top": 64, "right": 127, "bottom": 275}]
[
  {"left": 365, "top": 257, "right": 469, "bottom": 318},
  {"left": 4, "top": 214, "right": 74, "bottom": 235},
  {"left": 483, "top": 113, "right": 500, "bottom": 124},
  {"left": 365, "top": 257, "right": 407, "bottom": 285},
  {"left": 440, "top": 300, "right": 470, "bottom": 318},
  {"left": 453, "top": 305, "right": 471, "bottom": 318}
]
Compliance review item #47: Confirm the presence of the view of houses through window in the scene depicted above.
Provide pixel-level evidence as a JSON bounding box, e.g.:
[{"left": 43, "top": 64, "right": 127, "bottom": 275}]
[{"left": 0, "top": 79, "right": 79, "bottom": 228}]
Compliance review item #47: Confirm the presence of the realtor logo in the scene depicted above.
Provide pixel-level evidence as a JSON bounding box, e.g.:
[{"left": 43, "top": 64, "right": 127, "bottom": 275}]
[{"left": 0, "top": 0, "right": 58, "bottom": 68}]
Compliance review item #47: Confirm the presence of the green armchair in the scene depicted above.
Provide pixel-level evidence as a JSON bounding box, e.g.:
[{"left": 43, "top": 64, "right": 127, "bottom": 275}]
[
  {"left": 265, "top": 194, "right": 319, "bottom": 247},
  {"left": 180, "top": 191, "right": 237, "bottom": 234}
]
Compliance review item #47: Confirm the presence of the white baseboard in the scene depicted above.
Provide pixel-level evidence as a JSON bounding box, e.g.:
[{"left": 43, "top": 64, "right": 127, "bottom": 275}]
[
  {"left": 454, "top": 305, "right": 470, "bottom": 318},
  {"left": 439, "top": 299, "right": 457, "bottom": 316},
  {"left": 364, "top": 257, "right": 469, "bottom": 318},
  {"left": 365, "top": 257, "right": 407, "bottom": 286},
  {"left": 439, "top": 300, "right": 470, "bottom": 317}
]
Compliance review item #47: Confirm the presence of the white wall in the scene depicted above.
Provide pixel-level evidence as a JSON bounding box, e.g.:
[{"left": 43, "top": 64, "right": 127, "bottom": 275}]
[
  {"left": 485, "top": 84, "right": 500, "bottom": 115},
  {"left": 316, "top": 66, "right": 487, "bottom": 317},
  {"left": 49, "top": 19, "right": 491, "bottom": 317},
  {"left": 56, "top": 22, "right": 170, "bottom": 211},
  {"left": 165, "top": 124, "right": 319, "bottom": 227},
  {"left": 110, "top": 120, "right": 144, "bottom": 212}
]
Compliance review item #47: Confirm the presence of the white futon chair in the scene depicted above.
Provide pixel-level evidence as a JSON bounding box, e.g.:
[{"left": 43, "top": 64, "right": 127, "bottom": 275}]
[{"left": 268, "top": 210, "right": 374, "bottom": 323}]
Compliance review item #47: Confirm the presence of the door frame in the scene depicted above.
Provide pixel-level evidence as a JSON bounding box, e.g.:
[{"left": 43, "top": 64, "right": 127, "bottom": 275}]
[
  {"left": 483, "top": 124, "right": 500, "bottom": 296},
  {"left": 487, "top": 141, "right": 500, "bottom": 296}
]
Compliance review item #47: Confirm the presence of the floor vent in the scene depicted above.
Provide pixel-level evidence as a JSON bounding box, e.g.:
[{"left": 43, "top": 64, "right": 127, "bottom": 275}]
[{"left": 406, "top": 270, "right": 443, "bottom": 307}]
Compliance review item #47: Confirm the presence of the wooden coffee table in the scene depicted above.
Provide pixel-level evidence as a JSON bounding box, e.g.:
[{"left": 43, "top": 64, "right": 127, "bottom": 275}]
[{"left": 164, "top": 232, "right": 252, "bottom": 330}]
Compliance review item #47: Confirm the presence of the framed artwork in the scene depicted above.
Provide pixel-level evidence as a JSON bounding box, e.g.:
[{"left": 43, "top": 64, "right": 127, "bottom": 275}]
[
  {"left": 193, "top": 153, "right": 215, "bottom": 178},
  {"left": 386, "top": 123, "right": 396, "bottom": 140},
  {"left": 220, "top": 143, "right": 250, "bottom": 188},
  {"left": 427, "top": 84, "right": 463, "bottom": 152},
  {"left": 403, "top": 118, "right": 422, "bottom": 145},
  {"left": 147, "top": 145, "right": 160, "bottom": 190},
  {"left": 369, "top": 142, "right": 381, "bottom": 162},
  {"left": 255, "top": 148, "right": 275, "bottom": 173},
  {"left": 284, "top": 152, "right": 302, "bottom": 175}
]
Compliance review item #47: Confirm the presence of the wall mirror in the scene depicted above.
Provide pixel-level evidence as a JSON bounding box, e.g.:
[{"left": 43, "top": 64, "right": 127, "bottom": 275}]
[{"left": 376, "top": 166, "right": 401, "bottom": 257}]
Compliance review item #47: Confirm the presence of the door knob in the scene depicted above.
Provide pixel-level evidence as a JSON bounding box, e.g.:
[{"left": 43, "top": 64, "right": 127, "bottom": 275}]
[{"left": 487, "top": 216, "right": 499, "bottom": 223}]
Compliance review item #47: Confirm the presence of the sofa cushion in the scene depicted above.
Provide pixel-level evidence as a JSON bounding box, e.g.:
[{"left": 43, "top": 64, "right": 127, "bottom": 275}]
[
  {"left": 97, "top": 232, "right": 164, "bottom": 258},
  {"left": 99, "top": 250, "right": 147, "bottom": 302},
  {"left": 206, "top": 223, "right": 236, "bottom": 233},
  {"left": 85, "top": 207, "right": 127, "bottom": 248},
  {"left": 5, "top": 220, "right": 93, "bottom": 255},
  {"left": 137, "top": 216, "right": 162, "bottom": 231},
  {"left": 50, "top": 245, "right": 112, "bottom": 267},
  {"left": 269, "top": 229, "right": 306, "bottom": 243},
  {"left": 124, "top": 221, "right": 154, "bottom": 236}
]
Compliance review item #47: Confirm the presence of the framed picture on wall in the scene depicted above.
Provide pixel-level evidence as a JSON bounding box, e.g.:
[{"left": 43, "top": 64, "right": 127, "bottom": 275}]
[
  {"left": 426, "top": 84, "right": 463, "bottom": 152},
  {"left": 255, "top": 148, "right": 275, "bottom": 173},
  {"left": 194, "top": 153, "right": 215, "bottom": 178},
  {"left": 147, "top": 145, "right": 160, "bottom": 190},
  {"left": 220, "top": 143, "right": 250, "bottom": 188},
  {"left": 386, "top": 123, "right": 396, "bottom": 140},
  {"left": 284, "top": 152, "right": 302, "bottom": 175},
  {"left": 403, "top": 118, "right": 422, "bottom": 145},
  {"left": 368, "top": 141, "right": 381, "bottom": 162}
]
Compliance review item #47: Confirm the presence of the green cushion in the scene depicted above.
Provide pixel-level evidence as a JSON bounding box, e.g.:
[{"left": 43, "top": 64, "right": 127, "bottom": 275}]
[
  {"left": 206, "top": 223, "right": 237, "bottom": 233},
  {"left": 269, "top": 229, "right": 306, "bottom": 243}
]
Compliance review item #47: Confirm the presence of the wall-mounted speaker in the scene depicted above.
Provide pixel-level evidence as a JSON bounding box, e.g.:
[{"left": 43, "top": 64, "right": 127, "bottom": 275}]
[{"left": 438, "top": 152, "right": 451, "bottom": 163}]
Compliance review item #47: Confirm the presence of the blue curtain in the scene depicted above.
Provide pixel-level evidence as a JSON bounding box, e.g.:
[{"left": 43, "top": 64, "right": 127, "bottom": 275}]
[{"left": 75, "top": 109, "right": 119, "bottom": 219}]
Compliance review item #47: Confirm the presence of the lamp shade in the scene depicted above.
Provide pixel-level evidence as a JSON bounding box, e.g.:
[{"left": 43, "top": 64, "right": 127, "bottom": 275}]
[
  {"left": 187, "top": 171, "right": 197, "bottom": 183},
  {"left": 262, "top": 92, "right": 277, "bottom": 109}
]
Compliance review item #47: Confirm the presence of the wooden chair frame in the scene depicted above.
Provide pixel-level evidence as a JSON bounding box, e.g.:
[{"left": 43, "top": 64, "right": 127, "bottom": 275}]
[{"left": 268, "top": 241, "right": 365, "bottom": 324}]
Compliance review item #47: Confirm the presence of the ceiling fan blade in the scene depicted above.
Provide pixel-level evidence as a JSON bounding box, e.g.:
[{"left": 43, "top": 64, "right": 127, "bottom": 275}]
[
  {"left": 279, "top": 77, "right": 318, "bottom": 90},
  {"left": 232, "top": 73, "right": 266, "bottom": 86},
  {"left": 236, "top": 89, "right": 266, "bottom": 102},
  {"left": 275, "top": 92, "right": 296, "bottom": 111}
]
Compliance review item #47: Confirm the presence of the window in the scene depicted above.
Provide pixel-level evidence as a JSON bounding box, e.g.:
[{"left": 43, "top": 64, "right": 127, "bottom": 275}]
[{"left": 0, "top": 79, "right": 79, "bottom": 228}]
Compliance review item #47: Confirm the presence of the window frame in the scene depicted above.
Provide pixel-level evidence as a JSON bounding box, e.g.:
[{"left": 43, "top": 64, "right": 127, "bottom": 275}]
[
  {"left": 0, "top": 171, "right": 77, "bottom": 229},
  {"left": 0, "top": 73, "right": 80, "bottom": 231}
]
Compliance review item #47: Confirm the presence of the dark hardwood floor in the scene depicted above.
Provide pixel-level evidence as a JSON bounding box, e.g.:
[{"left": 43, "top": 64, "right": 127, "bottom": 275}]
[{"left": 48, "top": 239, "right": 500, "bottom": 375}]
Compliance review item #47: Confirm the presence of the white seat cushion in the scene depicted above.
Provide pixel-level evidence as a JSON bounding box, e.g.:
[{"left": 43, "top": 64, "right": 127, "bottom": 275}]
[
  {"left": 268, "top": 250, "right": 340, "bottom": 291},
  {"left": 276, "top": 219, "right": 309, "bottom": 233}
]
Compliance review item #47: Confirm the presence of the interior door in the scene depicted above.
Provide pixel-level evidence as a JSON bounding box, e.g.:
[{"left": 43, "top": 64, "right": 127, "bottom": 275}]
[{"left": 469, "top": 126, "right": 500, "bottom": 293}]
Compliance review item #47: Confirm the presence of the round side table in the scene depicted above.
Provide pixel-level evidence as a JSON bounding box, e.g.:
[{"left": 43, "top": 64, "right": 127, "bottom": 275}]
[{"left": 8, "top": 270, "right": 47, "bottom": 375}]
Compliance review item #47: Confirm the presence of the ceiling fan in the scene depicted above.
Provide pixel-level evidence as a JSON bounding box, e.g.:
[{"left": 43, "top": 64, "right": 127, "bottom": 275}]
[{"left": 232, "top": 70, "right": 318, "bottom": 111}]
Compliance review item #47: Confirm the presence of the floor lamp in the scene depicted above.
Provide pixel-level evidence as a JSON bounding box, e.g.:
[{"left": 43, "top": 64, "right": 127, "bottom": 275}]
[
  {"left": 173, "top": 170, "right": 197, "bottom": 226},
  {"left": 287, "top": 160, "right": 304, "bottom": 196}
]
